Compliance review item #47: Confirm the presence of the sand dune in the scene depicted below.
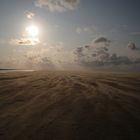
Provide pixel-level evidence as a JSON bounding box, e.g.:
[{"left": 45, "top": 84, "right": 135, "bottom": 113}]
[{"left": 0, "top": 71, "right": 140, "bottom": 140}]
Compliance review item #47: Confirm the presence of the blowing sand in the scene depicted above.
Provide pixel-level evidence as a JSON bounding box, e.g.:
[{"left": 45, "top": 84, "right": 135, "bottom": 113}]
[{"left": 0, "top": 71, "right": 140, "bottom": 140}]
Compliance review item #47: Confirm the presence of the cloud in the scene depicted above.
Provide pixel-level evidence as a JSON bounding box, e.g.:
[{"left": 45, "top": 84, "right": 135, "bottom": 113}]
[
  {"left": 75, "top": 42, "right": 110, "bottom": 65},
  {"left": 23, "top": 43, "right": 77, "bottom": 70},
  {"left": 74, "top": 38, "right": 140, "bottom": 70},
  {"left": 76, "top": 27, "right": 82, "bottom": 34},
  {"left": 10, "top": 14, "right": 40, "bottom": 46},
  {"left": 35, "top": 0, "right": 80, "bottom": 12},
  {"left": 94, "top": 37, "right": 111, "bottom": 44},
  {"left": 4, "top": 37, "right": 140, "bottom": 71},
  {"left": 127, "top": 42, "right": 138, "bottom": 50},
  {"left": 26, "top": 11, "right": 35, "bottom": 19},
  {"left": 10, "top": 38, "right": 40, "bottom": 46},
  {"left": 76, "top": 25, "right": 98, "bottom": 34}
]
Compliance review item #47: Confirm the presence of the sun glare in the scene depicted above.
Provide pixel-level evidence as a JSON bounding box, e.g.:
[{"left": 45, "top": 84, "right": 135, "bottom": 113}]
[{"left": 26, "top": 25, "right": 39, "bottom": 37}]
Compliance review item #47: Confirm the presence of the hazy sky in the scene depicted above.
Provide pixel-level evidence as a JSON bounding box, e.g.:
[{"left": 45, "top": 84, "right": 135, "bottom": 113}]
[{"left": 0, "top": 0, "right": 140, "bottom": 70}]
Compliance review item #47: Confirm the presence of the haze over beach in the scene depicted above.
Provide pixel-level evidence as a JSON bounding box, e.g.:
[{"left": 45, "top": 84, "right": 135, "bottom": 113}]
[{"left": 0, "top": 0, "right": 140, "bottom": 140}]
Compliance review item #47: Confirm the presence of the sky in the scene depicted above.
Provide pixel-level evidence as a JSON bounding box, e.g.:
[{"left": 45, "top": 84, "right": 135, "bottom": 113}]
[{"left": 0, "top": 0, "right": 140, "bottom": 71}]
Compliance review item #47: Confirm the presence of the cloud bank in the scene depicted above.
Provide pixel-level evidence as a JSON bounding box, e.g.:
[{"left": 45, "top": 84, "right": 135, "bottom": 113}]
[
  {"left": 2, "top": 37, "right": 140, "bottom": 71},
  {"left": 74, "top": 37, "right": 140, "bottom": 70},
  {"left": 35, "top": 0, "right": 80, "bottom": 12}
]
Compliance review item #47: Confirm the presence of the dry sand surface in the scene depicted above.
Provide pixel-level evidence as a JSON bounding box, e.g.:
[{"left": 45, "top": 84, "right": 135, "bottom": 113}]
[{"left": 0, "top": 71, "right": 140, "bottom": 140}]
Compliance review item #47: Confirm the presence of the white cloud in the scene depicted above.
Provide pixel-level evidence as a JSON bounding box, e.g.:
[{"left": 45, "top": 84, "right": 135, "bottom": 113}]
[
  {"left": 35, "top": 0, "right": 80, "bottom": 12},
  {"left": 26, "top": 11, "right": 35, "bottom": 19}
]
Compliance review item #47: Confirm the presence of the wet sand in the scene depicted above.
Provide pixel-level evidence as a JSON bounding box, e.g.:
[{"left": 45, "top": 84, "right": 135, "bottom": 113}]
[{"left": 0, "top": 71, "right": 140, "bottom": 140}]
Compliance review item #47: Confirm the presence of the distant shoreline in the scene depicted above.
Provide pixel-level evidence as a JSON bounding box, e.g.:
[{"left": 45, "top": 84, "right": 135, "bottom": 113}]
[
  {"left": 0, "top": 69, "right": 34, "bottom": 73},
  {"left": 0, "top": 69, "right": 18, "bottom": 70}
]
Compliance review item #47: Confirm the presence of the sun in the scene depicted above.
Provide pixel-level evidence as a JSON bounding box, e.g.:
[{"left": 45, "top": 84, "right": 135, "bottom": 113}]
[{"left": 26, "top": 25, "right": 39, "bottom": 37}]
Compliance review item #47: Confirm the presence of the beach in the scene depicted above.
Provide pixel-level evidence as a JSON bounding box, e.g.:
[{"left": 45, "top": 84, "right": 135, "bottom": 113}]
[{"left": 0, "top": 71, "right": 140, "bottom": 140}]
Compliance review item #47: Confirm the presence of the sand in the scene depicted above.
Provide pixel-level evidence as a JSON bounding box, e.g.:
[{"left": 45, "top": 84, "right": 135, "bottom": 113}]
[{"left": 0, "top": 70, "right": 140, "bottom": 140}]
